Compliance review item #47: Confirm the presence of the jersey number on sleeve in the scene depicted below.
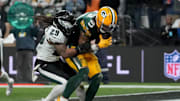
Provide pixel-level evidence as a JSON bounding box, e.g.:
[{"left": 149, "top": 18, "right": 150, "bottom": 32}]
[{"left": 88, "top": 20, "right": 95, "bottom": 28}]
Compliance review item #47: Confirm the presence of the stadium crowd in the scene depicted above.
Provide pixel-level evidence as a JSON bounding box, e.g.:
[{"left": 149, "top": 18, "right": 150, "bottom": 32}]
[{"left": 1, "top": 0, "right": 180, "bottom": 46}]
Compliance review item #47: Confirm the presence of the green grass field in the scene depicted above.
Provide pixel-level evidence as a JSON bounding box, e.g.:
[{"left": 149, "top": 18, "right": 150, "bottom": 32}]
[{"left": 1, "top": 82, "right": 180, "bottom": 101}]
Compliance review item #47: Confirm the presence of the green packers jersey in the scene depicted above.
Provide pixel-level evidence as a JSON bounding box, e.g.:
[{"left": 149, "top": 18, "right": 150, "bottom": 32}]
[{"left": 76, "top": 11, "right": 100, "bottom": 41}]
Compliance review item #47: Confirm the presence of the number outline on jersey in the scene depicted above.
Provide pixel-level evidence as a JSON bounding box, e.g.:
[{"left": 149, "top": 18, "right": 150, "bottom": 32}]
[
  {"left": 50, "top": 27, "right": 60, "bottom": 36},
  {"left": 88, "top": 19, "right": 95, "bottom": 28}
]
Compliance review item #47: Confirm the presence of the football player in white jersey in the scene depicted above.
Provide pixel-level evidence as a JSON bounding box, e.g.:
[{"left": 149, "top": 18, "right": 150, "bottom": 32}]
[
  {"left": 34, "top": 10, "right": 90, "bottom": 101},
  {"left": 0, "top": 22, "right": 14, "bottom": 96},
  {"left": 0, "top": 40, "right": 14, "bottom": 96}
]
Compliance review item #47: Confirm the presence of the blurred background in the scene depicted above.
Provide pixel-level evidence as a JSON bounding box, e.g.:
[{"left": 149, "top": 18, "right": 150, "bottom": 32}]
[{"left": 1, "top": 0, "right": 180, "bottom": 84}]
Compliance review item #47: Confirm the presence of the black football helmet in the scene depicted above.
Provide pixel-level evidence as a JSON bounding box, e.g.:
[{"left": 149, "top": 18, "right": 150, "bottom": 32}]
[{"left": 53, "top": 10, "right": 76, "bottom": 37}]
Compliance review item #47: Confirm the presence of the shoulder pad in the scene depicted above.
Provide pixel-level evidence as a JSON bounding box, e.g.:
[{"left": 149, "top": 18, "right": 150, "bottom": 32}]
[{"left": 45, "top": 26, "right": 67, "bottom": 44}]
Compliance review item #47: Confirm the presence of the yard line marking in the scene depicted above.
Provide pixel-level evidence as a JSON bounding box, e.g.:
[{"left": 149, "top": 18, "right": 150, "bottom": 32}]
[
  {"left": 31, "top": 90, "right": 180, "bottom": 101},
  {"left": 1, "top": 85, "right": 180, "bottom": 88},
  {"left": 100, "top": 85, "right": 180, "bottom": 89},
  {"left": 157, "top": 99, "right": 180, "bottom": 101}
]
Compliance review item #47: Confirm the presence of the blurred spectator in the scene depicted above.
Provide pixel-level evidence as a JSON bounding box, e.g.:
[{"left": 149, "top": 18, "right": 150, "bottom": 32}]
[
  {"left": 118, "top": 0, "right": 126, "bottom": 16},
  {"left": 172, "top": 18, "right": 180, "bottom": 28},
  {"left": 54, "top": 0, "right": 66, "bottom": 11},
  {"left": 10, "top": 0, "right": 32, "bottom": 5},
  {"left": 161, "top": 16, "right": 173, "bottom": 39},
  {"left": 10, "top": 25, "right": 38, "bottom": 83},
  {"left": 65, "top": 0, "right": 85, "bottom": 17},
  {"left": 84, "top": 0, "right": 100, "bottom": 12},
  {"left": 163, "top": 0, "right": 180, "bottom": 24},
  {"left": 0, "top": 0, "right": 10, "bottom": 22},
  {"left": 0, "top": 0, "right": 11, "bottom": 39},
  {"left": 84, "top": 0, "right": 121, "bottom": 14},
  {"left": 146, "top": 0, "right": 164, "bottom": 31},
  {"left": 0, "top": 21, "right": 11, "bottom": 39},
  {"left": 160, "top": 16, "right": 180, "bottom": 45},
  {"left": 99, "top": 0, "right": 120, "bottom": 13},
  {"left": 31, "top": 0, "right": 55, "bottom": 15},
  {"left": 124, "top": 0, "right": 145, "bottom": 29}
]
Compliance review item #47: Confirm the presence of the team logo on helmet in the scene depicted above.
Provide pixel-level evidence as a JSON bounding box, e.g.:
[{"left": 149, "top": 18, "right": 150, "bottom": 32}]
[
  {"left": 101, "top": 10, "right": 107, "bottom": 18},
  {"left": 164, "top": 50, "right": 180, "bottom": 81}
]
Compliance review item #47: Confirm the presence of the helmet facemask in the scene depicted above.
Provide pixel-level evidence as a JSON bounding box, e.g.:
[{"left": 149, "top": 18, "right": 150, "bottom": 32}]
[{"left": 99, "top": 19, "right": 117, "bottom": 33}]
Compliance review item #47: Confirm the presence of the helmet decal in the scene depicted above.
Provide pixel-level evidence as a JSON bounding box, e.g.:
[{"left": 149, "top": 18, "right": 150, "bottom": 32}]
[
  {"left": 101, "top": 11, "right": 107, "bottom": 18},
  {"left": 108, "top": 7, "right": 115, "bottom": 25}
]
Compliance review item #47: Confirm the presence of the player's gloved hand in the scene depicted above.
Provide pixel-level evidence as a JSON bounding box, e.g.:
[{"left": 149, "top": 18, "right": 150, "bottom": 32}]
[
  {"left": 98, "top": 34, "right": 112, "bottom": 48},
  {"left": 76, "top": 42, "right": 92, "bottom": 54}
]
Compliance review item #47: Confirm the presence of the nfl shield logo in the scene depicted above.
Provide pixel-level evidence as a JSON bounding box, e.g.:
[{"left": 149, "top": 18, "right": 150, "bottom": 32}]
[{"left": 164, "top": 50, "right": 180, "bottom": 81}]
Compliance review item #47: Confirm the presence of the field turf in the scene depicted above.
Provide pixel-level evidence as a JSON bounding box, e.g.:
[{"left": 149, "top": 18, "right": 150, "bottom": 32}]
[{"left": 0, "top": 82, "right": 180, "bottom": 101}]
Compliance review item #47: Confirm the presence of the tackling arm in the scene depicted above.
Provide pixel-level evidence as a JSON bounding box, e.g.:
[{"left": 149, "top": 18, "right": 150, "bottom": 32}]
[
  {"left": 54, "top": 44, "right": 77, "bottom": 58},
  {"left": 54, "top": 42, "right": 92, "bottom": 58}
]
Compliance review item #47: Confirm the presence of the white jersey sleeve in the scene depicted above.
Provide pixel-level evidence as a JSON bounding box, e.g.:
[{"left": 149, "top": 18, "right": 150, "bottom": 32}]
[{"left": 45, "top": 25, "right": 67, "bottom": 44}]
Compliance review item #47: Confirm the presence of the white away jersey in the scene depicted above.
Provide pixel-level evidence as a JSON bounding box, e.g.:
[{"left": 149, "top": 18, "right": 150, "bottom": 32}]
[{"left": 36, "top": 25, "right": 67, "bottom": 62}]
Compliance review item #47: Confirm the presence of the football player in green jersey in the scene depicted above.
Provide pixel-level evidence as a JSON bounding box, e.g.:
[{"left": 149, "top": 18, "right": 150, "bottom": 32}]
[{"left": 60, "top": 6, "right": 118, "bottom": 101}]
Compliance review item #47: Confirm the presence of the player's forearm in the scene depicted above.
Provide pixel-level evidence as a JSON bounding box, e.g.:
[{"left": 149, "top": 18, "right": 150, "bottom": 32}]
[
  {"left": 61, "top": 48, "right": 77, "bottom": 58},
  {"left": 54, "top": 44, "right": 78, "bottom": 58}
]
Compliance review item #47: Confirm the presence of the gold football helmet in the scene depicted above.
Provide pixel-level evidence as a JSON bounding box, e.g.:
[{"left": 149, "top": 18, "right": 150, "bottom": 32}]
[{"left": 96, "top": 6, "right": 118, "bottom": 33}]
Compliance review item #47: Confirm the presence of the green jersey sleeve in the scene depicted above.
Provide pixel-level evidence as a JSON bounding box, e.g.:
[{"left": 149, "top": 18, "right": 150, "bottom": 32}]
[{"left": 76, "top": 11, "right": 100, "bottom": 41}]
